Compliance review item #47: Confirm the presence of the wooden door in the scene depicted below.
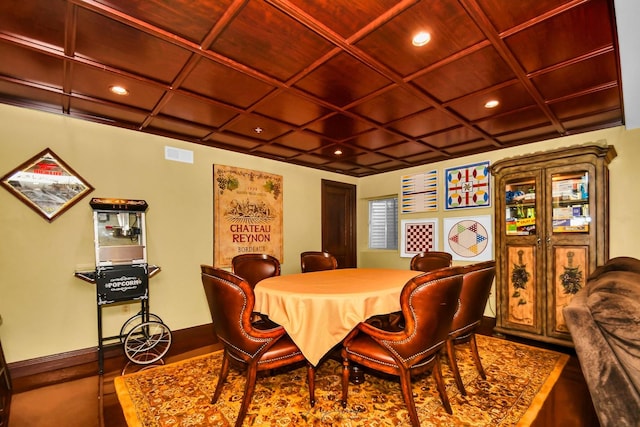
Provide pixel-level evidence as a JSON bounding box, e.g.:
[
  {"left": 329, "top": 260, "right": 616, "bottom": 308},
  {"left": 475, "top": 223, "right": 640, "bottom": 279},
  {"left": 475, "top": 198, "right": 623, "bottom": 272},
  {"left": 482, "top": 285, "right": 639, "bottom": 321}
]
[{"left": 321, "top": 180, "right": 356, "bottom": 268}]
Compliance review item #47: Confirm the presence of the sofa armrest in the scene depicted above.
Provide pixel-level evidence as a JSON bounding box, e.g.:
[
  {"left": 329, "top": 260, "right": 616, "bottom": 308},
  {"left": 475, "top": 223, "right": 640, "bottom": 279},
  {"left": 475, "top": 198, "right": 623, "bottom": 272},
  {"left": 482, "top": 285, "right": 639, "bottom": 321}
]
[{"left": 564, "top": 289, "right": 640, "bottom": 427}]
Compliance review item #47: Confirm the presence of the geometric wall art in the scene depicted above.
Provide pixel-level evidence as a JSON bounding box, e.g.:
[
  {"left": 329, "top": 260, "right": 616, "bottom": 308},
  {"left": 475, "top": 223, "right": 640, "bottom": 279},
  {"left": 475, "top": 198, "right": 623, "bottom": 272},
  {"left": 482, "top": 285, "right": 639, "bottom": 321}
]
[
  {"left": 400, "top": 218, "right": 438, "bottom": 258},
  {"left": 401, "top": 169, "right": 437, "bottom": 213},
  {"left": 445, "top": 161, "right": 491, "bottom": 210},
  {"left": 443, "top": 215, "right": 492, "bottom": 261}
]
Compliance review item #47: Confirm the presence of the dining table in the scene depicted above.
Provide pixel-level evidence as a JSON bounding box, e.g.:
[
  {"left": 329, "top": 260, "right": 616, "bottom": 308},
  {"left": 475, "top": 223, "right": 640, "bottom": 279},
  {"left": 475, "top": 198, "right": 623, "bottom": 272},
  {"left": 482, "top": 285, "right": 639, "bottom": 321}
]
[{"left": 253, "top": 268, "right": 423, "bottom": 367}]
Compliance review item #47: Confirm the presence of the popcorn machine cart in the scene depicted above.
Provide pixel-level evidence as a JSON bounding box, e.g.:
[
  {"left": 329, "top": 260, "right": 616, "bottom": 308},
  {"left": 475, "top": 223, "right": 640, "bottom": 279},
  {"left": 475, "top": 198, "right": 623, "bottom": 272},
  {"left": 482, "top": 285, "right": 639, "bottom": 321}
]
[{"left": 75, "top": 198, "right": 170, "bottom": 374}]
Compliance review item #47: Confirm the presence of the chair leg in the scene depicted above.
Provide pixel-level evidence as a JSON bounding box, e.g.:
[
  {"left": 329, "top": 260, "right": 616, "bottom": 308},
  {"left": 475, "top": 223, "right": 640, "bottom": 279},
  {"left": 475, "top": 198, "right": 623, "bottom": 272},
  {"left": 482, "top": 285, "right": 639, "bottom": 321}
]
[
  {"left": 469, "top": 334, "right": 486, "bottom": 379},
  {"left": 235, "top": 364, "right": 258, "bottom": 427},
  {"left": 341, "top": 357, "right": 350, "bottom": 408},
  {"left": 211, "top": 351, "right": 230, "bottom": 403},
  {"left": 398, "top": 368, "right": 420, "bottom": 427},
  {"left": 307, "top": 363, "right": 316, "bottom": 407},
  {"left": 446, "top": 340, "right": 466, "bottom": 395},
  {"left": 432, "top": 357, "right": 453, "bottom": 415}
]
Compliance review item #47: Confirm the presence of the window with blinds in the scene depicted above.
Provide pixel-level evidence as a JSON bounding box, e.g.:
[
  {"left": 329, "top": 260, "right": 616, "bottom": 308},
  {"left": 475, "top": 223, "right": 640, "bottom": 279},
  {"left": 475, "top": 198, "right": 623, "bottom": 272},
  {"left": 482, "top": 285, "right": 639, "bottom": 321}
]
[{"left": 368, "top": 197, "right": 398, "bottom": 249}]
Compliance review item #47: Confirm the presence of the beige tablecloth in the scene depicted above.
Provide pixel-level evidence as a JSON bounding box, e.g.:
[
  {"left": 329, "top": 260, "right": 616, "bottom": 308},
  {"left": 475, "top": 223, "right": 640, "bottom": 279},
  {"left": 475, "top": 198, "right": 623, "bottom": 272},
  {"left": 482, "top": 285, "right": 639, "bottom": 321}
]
[{"left": 254, "top": 268, "right": 422, "bottom": 366}]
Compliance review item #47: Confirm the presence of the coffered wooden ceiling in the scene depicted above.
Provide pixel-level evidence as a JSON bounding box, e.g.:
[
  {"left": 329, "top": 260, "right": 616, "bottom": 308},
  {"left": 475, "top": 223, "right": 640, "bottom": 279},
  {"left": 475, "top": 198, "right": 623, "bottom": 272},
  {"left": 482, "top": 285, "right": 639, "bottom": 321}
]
[{"left": 0, "top": 0, "right": 624, "bottom": 176}]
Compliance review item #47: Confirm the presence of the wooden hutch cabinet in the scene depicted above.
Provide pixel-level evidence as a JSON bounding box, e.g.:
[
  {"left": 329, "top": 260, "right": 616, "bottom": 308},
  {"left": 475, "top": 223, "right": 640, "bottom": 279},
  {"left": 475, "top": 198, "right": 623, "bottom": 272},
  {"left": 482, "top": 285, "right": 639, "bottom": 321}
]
[{"left": 490, "top": 143, "right": 616, "bottom": 346}]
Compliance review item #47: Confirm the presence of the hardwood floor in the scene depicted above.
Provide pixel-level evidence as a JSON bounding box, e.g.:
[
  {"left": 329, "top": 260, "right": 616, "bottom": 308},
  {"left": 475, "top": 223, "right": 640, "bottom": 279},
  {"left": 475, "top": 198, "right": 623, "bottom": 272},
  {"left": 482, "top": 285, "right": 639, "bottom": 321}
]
[{"left": 6, "top": 322, "right": 600, "bottom": 427}]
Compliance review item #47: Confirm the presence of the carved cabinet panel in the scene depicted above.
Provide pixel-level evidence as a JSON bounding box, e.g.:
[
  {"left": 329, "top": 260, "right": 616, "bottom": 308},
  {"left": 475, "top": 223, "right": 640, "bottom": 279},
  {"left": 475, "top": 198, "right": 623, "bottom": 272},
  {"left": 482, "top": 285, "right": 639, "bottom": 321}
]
[{"left": 491, "top": 143, "right": 616, "bottom": 346}]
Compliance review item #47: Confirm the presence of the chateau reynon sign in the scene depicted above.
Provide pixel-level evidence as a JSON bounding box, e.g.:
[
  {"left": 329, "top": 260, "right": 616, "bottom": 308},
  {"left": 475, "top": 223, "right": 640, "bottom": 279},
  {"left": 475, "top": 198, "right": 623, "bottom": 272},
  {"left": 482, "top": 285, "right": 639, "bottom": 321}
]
[{"left": 213, "top": 165, "right": 283, "bottom": 267}]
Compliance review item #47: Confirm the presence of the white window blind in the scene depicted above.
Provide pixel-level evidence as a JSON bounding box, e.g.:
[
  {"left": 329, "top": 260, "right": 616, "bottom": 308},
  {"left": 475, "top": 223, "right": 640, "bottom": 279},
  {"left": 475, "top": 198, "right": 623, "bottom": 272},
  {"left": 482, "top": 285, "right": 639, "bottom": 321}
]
[{"left": 368, "top": 197, "right": 398, "bottom": 249}]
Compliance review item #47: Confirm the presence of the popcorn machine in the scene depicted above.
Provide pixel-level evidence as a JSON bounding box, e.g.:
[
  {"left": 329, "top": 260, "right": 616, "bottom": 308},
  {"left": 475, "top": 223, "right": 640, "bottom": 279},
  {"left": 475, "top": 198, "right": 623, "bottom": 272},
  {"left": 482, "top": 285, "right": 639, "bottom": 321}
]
[{"left": 75, "top": 198, "right": 170, "bottom": 374}]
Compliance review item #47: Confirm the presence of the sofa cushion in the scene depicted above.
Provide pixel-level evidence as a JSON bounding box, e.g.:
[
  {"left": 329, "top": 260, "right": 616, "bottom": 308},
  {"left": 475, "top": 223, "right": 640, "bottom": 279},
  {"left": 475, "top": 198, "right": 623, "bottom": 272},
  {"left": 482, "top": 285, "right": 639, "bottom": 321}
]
[{"left": 587, "top": 270, "right": 640, "bottom": 395}]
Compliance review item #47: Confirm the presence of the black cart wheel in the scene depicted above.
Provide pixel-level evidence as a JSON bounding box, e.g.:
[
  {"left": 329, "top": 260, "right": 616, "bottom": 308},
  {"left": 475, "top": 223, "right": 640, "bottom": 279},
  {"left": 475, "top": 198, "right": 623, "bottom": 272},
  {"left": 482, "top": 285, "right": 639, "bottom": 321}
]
[
  {"left": 119, "top": 312, "right": 163, "bottom": 343},
  {"left": 123, "top": 321, "right": 172, "bottom": 365}
]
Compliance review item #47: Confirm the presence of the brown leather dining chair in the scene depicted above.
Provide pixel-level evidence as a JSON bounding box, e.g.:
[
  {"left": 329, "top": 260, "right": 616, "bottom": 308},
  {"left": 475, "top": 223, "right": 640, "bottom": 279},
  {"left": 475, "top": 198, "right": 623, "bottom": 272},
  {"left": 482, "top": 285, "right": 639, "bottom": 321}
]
[
  {"left": 231, "top": 253, "right": 281, "bottom": 288},
  {"left": 446, "top": 260, "right": 496, "bottom": 395},
  {"left": 200, "top": 265, "right": 315, "bottom": 427},
  {"left": 410, "top": 251, "right": 453, "bottom": 272},
  {"left": 300, "top": 251, "right": 338, "bottom": 273},
  {"left": 341, "top": 266, "right": 465, "bottom": 426}
]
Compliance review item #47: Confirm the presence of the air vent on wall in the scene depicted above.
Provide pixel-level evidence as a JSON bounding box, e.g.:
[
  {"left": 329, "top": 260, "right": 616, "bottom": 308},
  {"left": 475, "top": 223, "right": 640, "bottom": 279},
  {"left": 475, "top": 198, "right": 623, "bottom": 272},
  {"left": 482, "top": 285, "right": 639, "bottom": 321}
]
[{"left": 164, "top": 146, "right": 194, "bottom": 164}]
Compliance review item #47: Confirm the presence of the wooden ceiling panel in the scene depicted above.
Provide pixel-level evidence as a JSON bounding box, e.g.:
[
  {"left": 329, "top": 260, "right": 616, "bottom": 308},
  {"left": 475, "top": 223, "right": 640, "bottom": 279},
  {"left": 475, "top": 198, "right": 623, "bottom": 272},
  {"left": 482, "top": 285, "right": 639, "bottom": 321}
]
[
  {"left": 180, "top": 58, "right": 275, "bottom": 108},
  {"left": 351, "top": 151, "right": 395, "bottom": 167},
  {"left": 71, "top": 64, "right": 165, "bottom": 110},
  {"left": 254, "top": 142, "right": 302, "bottom": 159},
  {"left": 159, "top": 93, "right": 238, "bottom": 128},
  {"left": 349, "top": 129, "right": 406, "bottom": 151},
  {"left": 253, "top": 90, "right": 331, "bottom": 126},
  {"left": 348, "top": 87, "right": 430, "bottom": 125},
  {"left": 0, "top": 43, "right": 64, "bottom": 90},
  {"left": 532, "top": 52, "right": 619, "bottom": 101},
  {"left": 276, "top": 131, "right": 326, "bottom": 152},
  {"left": 356, "top": 0, "right": 485, "bottom": 77},
  {"left": 69, "top": 98, "right": 149, "bottom": 125},
  {"left": 0, "top": 81, "right": 64, "bottom": 111},
  {"left": 474, "top": 0, "right": 576, "bottom": 33},
  {"left": 222, "top": 113, "right": 295, "bottom": 141},
  {"left": 0, "top": 0, "right": 625, "bottom": 177},
  {"left": 0, "top": 0, "right": 66, "bottom": 48},
  {"left": 411, "top": 46, "right": 515, "bottom": 103},
  {"left": 286, "top": 0, "right": 404, "bottom": 39},
  {"left": 388, "top": 109, "right": 461, "bottom": 138},
  {"left": 148, "top": 115, "right": 213, "bottom": 139},
  {"left": 97, "top": 0, "right": 234, "bottom": 44},
  {"left": 423, "top": 126, "right": 485, "bottom": 149},
  {"left": 476, "top": 107, "right": 551, "bottom": 136},
  {"left": 293, "top": 52, "right": 392, "bottom": 107},
  {"left": 210, "top": 0, "right": 334, "bottom": 81},
  {"left": 447, "top": 81, "right": 536, "bottom": 122},
  {"left": 75, "top": 8, "right": 191, "bottom": 83},
  {"left": 550, "top": 87, "right": 622, "bottom": 122},
  {"left": 504, "top": 0, "right": 615, "bottom": 74},
  {"left": 305, "top": 113, "right": 374, "bottom": 140},
  {"left": 378, "top": 140, "right": 433, "bottom": 158}
]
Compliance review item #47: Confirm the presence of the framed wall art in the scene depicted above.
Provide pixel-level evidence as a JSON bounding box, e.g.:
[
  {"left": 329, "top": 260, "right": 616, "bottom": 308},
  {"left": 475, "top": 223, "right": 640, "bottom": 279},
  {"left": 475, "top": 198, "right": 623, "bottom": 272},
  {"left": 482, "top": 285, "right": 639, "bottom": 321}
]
[
  {"left": 1, "top": 148, "right": 94, "bottom": 222},
  {"left": 445, "top": 160, "right": 491, "bottom": 210},
  {"left": 443, "top": 215, "right": 492, "bottom": 261},
  {"left": 401, "top": 169, "right": 438, "bottom": 213},
  {"left": 213, "top": 165, "right": 283, "bottom": 267},
  {"left": 400, "top": 218, "right": 438, "bottom": 258}
]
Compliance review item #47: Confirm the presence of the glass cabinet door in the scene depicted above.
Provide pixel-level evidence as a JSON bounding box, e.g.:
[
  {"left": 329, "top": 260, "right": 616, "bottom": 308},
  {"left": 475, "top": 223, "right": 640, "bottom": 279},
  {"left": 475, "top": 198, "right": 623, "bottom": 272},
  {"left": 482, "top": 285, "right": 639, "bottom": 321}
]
[
  {"left": 504, "top": 178, "right": 537, "bottom": 235},
  {"left": 551, "top": 171, "right": 589, "bottom": 233}
]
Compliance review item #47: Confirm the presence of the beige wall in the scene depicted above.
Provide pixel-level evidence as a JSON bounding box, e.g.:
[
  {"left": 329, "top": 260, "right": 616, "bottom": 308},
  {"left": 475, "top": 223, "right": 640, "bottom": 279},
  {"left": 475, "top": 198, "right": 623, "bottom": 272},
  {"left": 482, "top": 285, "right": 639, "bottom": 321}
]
[
  {"left": 0, "top": 104, "right": 356, "bottom": 363},
  {"left": 1, "top": 103, "right": 639, "bottom": 363}
]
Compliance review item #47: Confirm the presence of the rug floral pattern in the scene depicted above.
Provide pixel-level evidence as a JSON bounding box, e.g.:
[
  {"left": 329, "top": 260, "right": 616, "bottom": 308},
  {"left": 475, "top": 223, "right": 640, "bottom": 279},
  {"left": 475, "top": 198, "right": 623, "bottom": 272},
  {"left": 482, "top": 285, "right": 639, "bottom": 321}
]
[{"left": 115, "top": 335, "right": 568, "bottom": 426}]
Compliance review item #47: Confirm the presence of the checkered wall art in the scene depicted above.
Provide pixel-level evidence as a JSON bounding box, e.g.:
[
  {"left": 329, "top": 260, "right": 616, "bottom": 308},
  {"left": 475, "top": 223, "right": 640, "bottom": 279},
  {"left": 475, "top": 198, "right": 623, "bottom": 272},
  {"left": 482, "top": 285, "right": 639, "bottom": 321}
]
[
  {"left": 445, "top": 161, "right": 491, "bottom": 210},
  {"left": 400, "top": 219, "right": 438, "bottom": 258},
  {"left": 443, "top": 215, "right": 492, "bottom": 261}
]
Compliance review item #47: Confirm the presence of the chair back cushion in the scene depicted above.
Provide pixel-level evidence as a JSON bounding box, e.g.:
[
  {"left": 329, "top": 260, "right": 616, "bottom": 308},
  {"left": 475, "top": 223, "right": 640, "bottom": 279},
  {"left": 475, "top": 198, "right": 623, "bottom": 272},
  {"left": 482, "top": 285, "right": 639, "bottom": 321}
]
[
  {"left": 232, "top": 254, "right": 281, "bottom": 288},
  {"left": 410, "top": 251, "right": 452, "bottom": 272},
  {"left": 201, "top": 265, "right": 273, "bottom": 360},
  {"left": 392, "top": 267, "right": 464, "bottom": 364},
  {"left": 450, "top": 261, "right": 496, "bottom": 335},
  {"left": 300, "top": 251, "right": 338, "bottom": 272}
]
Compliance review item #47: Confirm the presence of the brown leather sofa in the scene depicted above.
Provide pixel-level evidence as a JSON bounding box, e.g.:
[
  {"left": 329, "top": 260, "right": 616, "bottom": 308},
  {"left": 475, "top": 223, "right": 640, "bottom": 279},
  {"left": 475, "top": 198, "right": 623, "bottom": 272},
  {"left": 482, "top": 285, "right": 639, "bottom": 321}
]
[{"left": 563, "top": 256, "right": 640, "bottom": 427}]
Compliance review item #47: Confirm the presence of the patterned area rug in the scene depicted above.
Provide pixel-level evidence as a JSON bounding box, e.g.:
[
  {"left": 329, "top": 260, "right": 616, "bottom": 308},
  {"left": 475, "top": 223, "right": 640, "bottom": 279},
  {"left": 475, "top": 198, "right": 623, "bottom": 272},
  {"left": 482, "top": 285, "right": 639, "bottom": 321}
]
[{"left": 114, "top": 335, "right": 568, "bottom": 426}]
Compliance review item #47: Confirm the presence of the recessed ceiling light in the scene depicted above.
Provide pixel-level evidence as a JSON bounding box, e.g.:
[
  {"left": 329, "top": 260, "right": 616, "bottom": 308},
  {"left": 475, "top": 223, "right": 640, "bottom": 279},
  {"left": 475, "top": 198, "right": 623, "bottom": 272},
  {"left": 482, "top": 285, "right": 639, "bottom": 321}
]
[
  {"left": 109, "top": 85, "right": 129, "bottom": 96},
  {"left": 484, "top": 99, "right": 499, "bottom": 109},
  {"left": 412, "top": 31, "right": 431, "bottom": 47},
  {"left": 334, "top": 148, "right": 343, "bottom": 155},
  {"left": 254, "top": 127, "right": 263, "bottom": 134}
]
